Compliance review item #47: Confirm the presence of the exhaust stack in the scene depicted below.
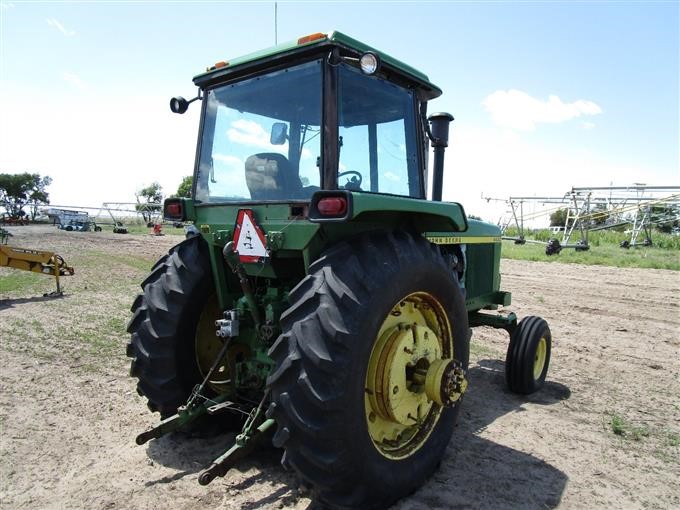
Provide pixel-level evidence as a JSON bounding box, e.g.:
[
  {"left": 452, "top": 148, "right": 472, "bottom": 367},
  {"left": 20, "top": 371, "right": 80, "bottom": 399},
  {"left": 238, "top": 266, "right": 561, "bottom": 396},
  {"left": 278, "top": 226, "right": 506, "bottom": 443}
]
[{"left": 428, "top": 112, "right": 454, "bottom": 202}]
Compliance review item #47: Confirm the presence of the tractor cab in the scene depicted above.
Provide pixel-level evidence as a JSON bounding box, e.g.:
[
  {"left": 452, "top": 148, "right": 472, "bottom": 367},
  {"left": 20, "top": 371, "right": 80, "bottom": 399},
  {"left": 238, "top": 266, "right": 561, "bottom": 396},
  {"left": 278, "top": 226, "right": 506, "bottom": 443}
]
[{"left": 174, "top": 32, "right": 444, "bottom": 206}]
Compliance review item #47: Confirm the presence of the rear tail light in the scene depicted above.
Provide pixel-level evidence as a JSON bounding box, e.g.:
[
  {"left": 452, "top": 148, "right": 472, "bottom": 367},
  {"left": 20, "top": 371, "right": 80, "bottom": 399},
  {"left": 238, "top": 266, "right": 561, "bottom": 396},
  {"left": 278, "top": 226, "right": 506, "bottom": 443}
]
[
  {"left": 164, "top": 200, "right": 184, "bottom": 220},
  {"left": 317, "top": 197, "right": 347, "bottom": 216},
  {"left": 308, "top": 191, "right": 352, "bottom": 222}
]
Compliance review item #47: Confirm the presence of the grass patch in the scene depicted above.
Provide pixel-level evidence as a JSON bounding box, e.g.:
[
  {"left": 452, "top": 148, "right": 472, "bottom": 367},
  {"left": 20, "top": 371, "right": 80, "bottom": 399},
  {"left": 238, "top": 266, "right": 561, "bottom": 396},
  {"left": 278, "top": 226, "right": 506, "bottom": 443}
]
[
  {"left": 631, "top": 425, "right": 651, "bottom": 441},
  {"left": 611, "top": 413, "right": 626, "bottom": 436},
  {"left": 106, "top": 253, "right": 155, "bottom": 272},
  {"left": 105, "top": 316, "right": 127, "bottom": 333},
  {"left": 0, "top": 271, "right": 44, "bottom": 293},
  {"left": 80, "top": 251, "right": 156, "bottom": 273},
  {"left": 502, "top": 240, "right": 680, "bottom": 270},
  {"left": 608, "top": 412, "right": 651, "bottom": 441}
]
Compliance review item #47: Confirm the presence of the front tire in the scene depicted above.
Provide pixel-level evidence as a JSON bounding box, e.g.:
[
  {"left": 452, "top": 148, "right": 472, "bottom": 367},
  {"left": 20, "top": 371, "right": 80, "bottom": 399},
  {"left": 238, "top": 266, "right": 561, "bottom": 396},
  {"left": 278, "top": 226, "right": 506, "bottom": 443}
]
[
  {"left": 266, "top": 231, "right": 469, "bottom": 509},
  {"left": 505, "top": 316, "right": 552, "bottom": 394}
]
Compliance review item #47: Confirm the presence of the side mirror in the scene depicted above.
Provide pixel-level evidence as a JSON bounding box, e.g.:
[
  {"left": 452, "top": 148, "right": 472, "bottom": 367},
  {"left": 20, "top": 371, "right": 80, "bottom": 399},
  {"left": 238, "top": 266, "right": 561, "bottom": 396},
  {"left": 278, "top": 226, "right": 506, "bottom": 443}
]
[{"left": 270, "top": 122, "right": 288, "bottom": 145}]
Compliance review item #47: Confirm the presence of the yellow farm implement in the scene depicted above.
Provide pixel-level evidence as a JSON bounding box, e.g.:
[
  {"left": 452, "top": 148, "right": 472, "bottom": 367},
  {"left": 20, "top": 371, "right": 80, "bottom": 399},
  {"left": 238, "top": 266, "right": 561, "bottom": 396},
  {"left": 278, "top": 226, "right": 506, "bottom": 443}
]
[{"left": 0, "top": 243, "right": 75, "bottom": 296}]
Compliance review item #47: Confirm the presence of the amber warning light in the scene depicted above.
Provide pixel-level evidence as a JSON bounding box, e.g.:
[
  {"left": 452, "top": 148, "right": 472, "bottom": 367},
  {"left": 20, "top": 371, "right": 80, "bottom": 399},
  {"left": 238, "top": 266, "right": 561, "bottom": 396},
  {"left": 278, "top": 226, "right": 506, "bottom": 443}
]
[{"left": 297, "top": 32, "right": 326, "bottom": 45}]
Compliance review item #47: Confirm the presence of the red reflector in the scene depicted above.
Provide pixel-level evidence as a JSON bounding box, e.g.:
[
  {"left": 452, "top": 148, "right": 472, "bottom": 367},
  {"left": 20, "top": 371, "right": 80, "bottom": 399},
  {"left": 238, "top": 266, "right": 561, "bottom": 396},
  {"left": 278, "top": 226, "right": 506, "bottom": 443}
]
[
  {"left": 165, "top": 202, "right": 182, "bottom": 217},
  {"left": 317, "top": 197, "right": 347, "bottom": 216}
]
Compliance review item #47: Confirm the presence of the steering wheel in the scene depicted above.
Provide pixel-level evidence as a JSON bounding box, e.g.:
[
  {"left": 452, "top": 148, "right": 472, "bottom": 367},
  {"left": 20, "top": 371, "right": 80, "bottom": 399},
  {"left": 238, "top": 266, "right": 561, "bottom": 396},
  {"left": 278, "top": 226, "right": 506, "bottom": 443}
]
[{"left": 338, "top": 171, "right": 363, "bottom": 191}]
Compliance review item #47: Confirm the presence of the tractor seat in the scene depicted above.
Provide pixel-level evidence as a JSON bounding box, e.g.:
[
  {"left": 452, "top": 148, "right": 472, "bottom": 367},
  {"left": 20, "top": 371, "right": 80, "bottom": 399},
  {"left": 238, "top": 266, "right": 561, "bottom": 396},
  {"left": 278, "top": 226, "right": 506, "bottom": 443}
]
[{"left": 245, "top": 153, "right": 303, "bottom": 200}]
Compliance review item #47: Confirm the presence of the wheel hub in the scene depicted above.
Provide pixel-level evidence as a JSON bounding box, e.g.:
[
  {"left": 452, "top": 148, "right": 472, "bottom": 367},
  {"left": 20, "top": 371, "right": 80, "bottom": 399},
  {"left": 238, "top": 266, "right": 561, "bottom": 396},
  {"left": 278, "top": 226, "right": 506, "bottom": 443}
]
[
  {"left": 533, "top": 336, "right": 547, "bottom": 379},
  {"left": 364, "top": 294, "right": 467, "bottom": 459},
  {"left": 423, "top": 358, "right": 468, "bottom": 406},
  {"left": 195, "top": 295, "right": 242, "bottom": 393},
  {"left": 367, "top": 322, "right": 440, "bottom": 425}
]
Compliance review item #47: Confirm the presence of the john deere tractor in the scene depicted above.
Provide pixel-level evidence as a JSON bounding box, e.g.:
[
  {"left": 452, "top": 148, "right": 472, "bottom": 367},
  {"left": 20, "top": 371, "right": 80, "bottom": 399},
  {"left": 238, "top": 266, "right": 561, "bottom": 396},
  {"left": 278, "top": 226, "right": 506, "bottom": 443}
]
[{"left": 127, "top": 31, "right": 552, "bottom": 509}]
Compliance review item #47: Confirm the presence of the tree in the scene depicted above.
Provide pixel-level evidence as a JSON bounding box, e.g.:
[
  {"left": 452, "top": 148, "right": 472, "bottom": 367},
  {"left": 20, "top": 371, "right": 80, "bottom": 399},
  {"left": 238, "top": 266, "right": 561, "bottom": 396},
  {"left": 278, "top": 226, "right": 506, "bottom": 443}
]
[
  {"left": 590, "top": 204, "right": 609, "bottom": 226},
  {"left": 0, "top": 173, "right": 52, "bottom": 220},
  {"left": 175, "top": 176, "right": 193, "bottom": 198},
  {"left": 135, "top": 182, "right": 163, "bottom": 223},
  {"left": 550, "top": 208, "right": 568, "bottom": 227}
]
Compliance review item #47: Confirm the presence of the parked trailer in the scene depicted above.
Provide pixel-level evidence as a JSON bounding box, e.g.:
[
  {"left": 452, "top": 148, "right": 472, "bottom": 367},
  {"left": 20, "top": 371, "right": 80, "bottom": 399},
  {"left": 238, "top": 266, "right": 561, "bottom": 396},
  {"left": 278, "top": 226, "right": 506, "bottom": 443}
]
[{"left": 0, "top": 244, "right": 74, "bottom": 296}]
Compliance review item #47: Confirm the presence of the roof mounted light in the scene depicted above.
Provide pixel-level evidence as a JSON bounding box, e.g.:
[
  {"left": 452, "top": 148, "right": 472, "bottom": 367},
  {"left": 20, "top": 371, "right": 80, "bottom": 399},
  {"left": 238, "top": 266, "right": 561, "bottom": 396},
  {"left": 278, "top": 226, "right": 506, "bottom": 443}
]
[
  {"left": 297, "top": 32, "right": 326, "bottom": 45},
  {"left": 170, "top": 91, "right": 202, "bottom": 114},
  {"left": 360, "top": 52, "right": 381, "bottom": 75},
  {"left": 170, "top": 96, "right": 189, "bottom": 114},
  {"left": 207, "top": 60, "right": 229, "bottom": 72}
]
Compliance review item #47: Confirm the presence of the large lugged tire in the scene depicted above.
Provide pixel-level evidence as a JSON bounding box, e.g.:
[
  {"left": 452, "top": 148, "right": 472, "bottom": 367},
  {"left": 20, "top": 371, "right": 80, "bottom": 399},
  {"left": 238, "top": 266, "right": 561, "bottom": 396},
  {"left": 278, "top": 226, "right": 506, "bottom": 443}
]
[
  {"left": 266, "top": 231, "right": 470, "bottom": 509},
  {"left": 505, "top": 316, "right": 552, "bottom": 394},
  {"left": 126, "top": 235, "right": 213, "bottom": 417}
]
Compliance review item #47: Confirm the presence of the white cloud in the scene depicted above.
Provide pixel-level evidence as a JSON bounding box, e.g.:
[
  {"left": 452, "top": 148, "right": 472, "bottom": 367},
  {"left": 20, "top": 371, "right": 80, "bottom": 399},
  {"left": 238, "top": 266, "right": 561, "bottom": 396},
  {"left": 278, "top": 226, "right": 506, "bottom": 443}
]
[
  {"left": 483, "top": 89, "right": 602, "bottom": 131},
  {"left": 383, "top": 171, "right": 401, "bottom": 182},
  {"left": 213, "top": 154, "right": 242, "bottom": 166},
  {"left": 46, "top": 18, "right": 75, "bottom": 37},
  {"left": 227, "top": 119, "right": 271, "bottom": 148},
  {"left": 581, "top": 121, "right": 596, "bottom": 130},
  {"left": 1, "top": 2, "right": 16, "bottom": 11},
  {"left": 62, "top": 72, "right": 87, "bottom": 91}
]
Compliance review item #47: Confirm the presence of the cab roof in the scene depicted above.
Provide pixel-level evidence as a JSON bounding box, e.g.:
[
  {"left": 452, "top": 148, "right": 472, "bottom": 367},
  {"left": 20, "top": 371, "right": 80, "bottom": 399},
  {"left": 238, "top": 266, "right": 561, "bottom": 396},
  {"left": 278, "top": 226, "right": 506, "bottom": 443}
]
[{"left": 192, "top": 31, "right": 442, "bottom": 101}]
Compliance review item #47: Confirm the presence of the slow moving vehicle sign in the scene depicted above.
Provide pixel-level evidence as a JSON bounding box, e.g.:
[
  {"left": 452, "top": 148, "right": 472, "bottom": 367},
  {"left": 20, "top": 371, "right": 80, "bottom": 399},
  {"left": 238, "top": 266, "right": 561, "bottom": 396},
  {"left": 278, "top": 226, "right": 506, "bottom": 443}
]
[{"left": 233, "top": 209, "right": 268, "bottom": 263}]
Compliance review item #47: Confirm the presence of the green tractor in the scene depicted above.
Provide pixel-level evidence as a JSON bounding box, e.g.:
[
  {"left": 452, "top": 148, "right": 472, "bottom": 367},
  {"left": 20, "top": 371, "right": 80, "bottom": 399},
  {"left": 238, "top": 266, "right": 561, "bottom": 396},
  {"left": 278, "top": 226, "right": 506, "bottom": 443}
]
[{"left": 127, "top": 31, "right": 552, "bottom": 509}]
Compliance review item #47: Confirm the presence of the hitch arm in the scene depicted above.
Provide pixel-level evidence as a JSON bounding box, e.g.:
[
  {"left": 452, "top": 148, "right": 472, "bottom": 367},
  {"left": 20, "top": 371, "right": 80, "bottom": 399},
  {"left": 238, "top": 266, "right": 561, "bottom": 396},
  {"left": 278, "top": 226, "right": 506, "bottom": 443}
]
[
  {"left": 198, "top": 418, "right": 275, "bottom": 485},
  {"left": 135, "top": 334, "right": 234, "bottom": 445},
  {"left": 135, "top": 401, "right": 220, "bottom": 445},
  {"left": 198, "top": 391, "right": 274, "bottom": 485}
]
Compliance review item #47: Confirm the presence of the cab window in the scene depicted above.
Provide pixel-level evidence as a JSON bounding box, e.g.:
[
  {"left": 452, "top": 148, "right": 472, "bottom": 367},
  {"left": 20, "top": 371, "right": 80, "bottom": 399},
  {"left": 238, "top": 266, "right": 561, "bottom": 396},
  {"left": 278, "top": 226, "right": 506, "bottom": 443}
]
[{"left": 337, "top": 64, "right": 421, "bottom": 197}]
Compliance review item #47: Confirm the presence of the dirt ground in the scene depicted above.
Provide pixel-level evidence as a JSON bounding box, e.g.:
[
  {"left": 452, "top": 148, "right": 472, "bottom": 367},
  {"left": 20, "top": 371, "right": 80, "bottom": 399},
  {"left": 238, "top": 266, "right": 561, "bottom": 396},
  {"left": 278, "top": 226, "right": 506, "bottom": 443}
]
[{"left": 1, "top": 225, "right": 678, "bottom": 509}]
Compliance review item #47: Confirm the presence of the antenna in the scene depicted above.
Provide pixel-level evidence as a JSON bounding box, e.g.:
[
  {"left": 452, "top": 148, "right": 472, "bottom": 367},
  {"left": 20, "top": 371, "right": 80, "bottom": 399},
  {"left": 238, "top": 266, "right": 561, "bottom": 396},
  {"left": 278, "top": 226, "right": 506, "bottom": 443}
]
[{"left": 274, "top": 2, "right": 278, "bottom": 45}]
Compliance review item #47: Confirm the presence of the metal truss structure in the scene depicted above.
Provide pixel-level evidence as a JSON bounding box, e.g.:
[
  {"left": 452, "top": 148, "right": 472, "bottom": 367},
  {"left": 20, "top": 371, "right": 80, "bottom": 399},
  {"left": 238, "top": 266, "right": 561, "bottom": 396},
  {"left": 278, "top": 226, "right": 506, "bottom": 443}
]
[{"left": 490, "top": 185, "right": 680, "bottom": 255}]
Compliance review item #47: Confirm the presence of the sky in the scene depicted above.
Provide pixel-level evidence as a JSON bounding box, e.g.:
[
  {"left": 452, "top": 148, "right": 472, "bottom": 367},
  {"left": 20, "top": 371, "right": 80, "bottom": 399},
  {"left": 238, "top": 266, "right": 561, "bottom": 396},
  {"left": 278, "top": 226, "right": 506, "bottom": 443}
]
[{"left": 0, "top": 0, "right": 678, "bottom": 223}]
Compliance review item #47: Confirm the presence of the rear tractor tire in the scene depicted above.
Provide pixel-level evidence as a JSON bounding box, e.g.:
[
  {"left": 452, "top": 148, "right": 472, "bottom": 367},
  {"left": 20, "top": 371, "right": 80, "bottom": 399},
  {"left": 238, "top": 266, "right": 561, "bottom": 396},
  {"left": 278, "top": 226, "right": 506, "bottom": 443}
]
[
  {"left": 126, "top": 235, "right": 232, "bottom": 418},
  {"left": 505, "top": 316, "right": 552, "bottom": 394},
  {"left": 266, "top": 231, "right": 470, "bottom": 509}
]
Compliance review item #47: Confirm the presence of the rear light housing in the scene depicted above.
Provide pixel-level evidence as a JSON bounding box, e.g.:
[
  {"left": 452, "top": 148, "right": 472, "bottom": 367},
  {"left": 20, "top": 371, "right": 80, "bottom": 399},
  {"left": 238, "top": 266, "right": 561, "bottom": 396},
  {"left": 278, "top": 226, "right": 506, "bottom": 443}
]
[
  {"left": 308, "top": 191, "right": 353, "bottom": 222},
  {"left": 317, "top": 197, "right": 347, "bottom": 216},
  {"left": 164, "top": 198, "right": 186, "bottom": 221}
]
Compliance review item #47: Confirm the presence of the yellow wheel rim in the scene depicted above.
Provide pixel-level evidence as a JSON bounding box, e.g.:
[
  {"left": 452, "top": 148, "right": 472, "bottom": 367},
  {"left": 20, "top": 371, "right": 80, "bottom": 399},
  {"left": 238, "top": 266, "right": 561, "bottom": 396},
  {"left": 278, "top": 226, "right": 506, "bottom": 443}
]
[
  {"left": 365, "top": 292, "right": 461, "bottom": 460},
  {"left": 533, "top": 337, "right": 547, "bottom": 380},
  {"left": 195, "top": 295, "right": 241, "bottom": 394}
]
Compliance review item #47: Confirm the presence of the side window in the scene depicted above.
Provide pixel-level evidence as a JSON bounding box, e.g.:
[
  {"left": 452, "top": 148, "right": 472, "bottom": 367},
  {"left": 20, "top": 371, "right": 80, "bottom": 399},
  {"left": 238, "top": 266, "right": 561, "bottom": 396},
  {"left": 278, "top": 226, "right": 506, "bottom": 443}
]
[
  {"left": 337, "top": 64, "right": 421, "bottom": 197},
  {"left": 376, "top": 119, "right": 410, "bottom": 196},
  {"left": 338, "top": 125, "right": 370, "bottom": 190}
]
